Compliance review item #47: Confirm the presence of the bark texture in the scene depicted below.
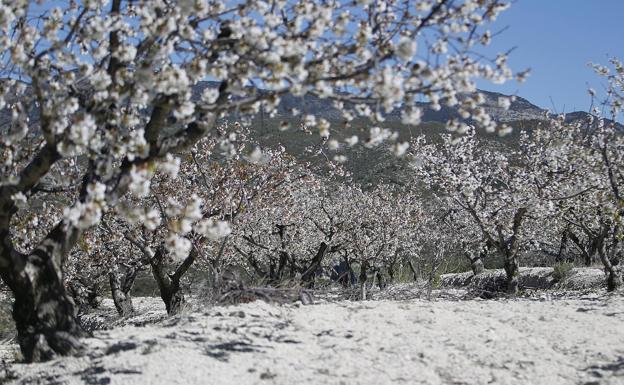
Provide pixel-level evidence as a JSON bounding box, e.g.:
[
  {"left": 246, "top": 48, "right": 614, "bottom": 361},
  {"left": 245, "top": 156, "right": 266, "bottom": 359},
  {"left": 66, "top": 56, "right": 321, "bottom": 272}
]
[
  {"left": 301, "top": 242, "right": 328, "bottom": 288},
  {"left": 151, "top": 247, "right": 196, "bottom": 315},
  {"left": 0, "top": 229, "right": 85, "bottom": 362},
  {"left": 596, "top": 235, "right": 622, "bottom": 292},
  {"left": 109, "top": 265, "right": 139, "bottom": 317}
]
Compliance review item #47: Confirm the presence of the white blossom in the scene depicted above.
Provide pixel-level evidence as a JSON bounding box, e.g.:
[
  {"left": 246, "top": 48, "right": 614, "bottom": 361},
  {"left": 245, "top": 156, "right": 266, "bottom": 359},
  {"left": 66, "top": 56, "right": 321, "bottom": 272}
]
[
  {"left": 159, "top": 154, "right": 181, "bottom": 178},
  {"left": 196, "top": 219, "right": 232, "bottom": 240},
  {"left": 128, "top": 166, "right": 152, "bottom": 198},
  {"left": 11, "top": 192, "right": 27, "bottom": 209},
  {"left": 166, "top": 233, "right": 192, "bottom": 261},
  {"left": 396, "top": 36, "right": 417, "bottom": 61},
  {"left": 345, "top": 135, "right": 359, "bottom": 147}
]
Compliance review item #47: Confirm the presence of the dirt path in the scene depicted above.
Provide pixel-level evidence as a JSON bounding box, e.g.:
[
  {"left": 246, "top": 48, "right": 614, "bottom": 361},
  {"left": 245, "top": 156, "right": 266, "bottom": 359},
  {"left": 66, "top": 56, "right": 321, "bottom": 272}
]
[{"left": 2, "top": 293, "right": 624, "bottom": 384}]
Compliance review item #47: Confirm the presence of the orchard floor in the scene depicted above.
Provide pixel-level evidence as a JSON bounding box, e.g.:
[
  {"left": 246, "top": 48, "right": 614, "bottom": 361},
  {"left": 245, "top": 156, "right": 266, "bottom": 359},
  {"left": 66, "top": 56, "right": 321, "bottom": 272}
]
[{"left": 1, "top": 290, "right": 624, "bottom": 385}]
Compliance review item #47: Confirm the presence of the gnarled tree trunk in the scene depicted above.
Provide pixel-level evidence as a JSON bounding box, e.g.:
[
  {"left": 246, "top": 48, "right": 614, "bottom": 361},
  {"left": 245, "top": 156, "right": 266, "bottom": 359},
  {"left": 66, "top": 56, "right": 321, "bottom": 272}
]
[
  {"left": 0, "top": 143, "right": 88, "bottom": 362},
  {"left": 464, "top": 250, "right": 485, "bottom": 275},
  {"left": 301, "top": 242, "right": 328, "bottom": 288},
  {"left": 0, "top": 224, "right": 85, "bottom": 362},
  {"left": 68, "top": 279, "right": 102, "bottom": 314},
  {"left": 568, "top": 230, "right": 595, "bottom": 266},
  {"left": 596, "top": 235, "right": 622, "bottom": 292},
  {"left": 503, "top": 253, "right": 520, "bottom": 294},
  {"left": 151, "top": 246, "right": 196, "bottom": 315},
  {"left": 496, "top": 208, "right": 526, "bottom": 295},
  {"left": 109, "top": 265, "right": 139, "bottom": 317},
  {"left": 330, "top": 254, "right": 357, "bottom": 287}
]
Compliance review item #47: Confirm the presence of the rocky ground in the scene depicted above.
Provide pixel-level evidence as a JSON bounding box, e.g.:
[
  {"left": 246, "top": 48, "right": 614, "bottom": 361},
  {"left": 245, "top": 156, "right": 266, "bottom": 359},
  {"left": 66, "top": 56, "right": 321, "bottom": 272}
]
[{"left": 1, "top": 285, "right": 623, "bottom": 385}]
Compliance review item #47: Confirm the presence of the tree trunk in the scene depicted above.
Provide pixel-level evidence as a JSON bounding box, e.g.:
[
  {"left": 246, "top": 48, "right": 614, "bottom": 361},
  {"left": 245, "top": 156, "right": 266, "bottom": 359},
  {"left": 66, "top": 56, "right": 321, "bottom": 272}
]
[
  {"left": 503, "top": 253, "right": 519, "bottom": 294},
  {"left": 268, "top": 260, "right": 277, "bottom": 284},
  {"left": 0, "top": 218, "right": 87, "bottom": 362},
  {"left": 606, "top": 270, "right": 622, "bottom": 292},
  {"left": 155, "top": 277, "right": 185, "bottom": 315},
  {"left": 359, "top": 260, "right": 368, "bottom": 300},
  {"left": 301, "top": 242, "right": 328, "bottom": 288},
  {"left": 500, "top": 208, "right": 526, "bottom": 295},
  {"left": 1, "top": 252, "right": 85, "bottom": 362},
  {"left": 556, "top": 230, "right": 569, "bottom": 263},
  {"left": 151, "top": 261, "right": 185, "bottom": 315},
  {"left": 406, "top": 258, "right": 419, "bottom": 281},
  {"left": 597, "top": 236, "right": 622, "bottom": 292},
  {"left": 464, "top": 250, "right": 485, "bottom": 275},
  {"left": 387, "top": 265, "right": 395, "bottom": 283},
  {"left": 470, "top": 257, "right": 485, "bottom": 275},
  {"left": 151, "top": 247, "right": 196, "bottom": 315},
  {"left": 109, "top": 265, "right": 139, "bottom": 317},
  {"left": 68, "top": 279, "right": 102, "bottom": 314},
  {"left": 276, "top": 251, "right": 288, "bottom": 282},
  {"left": 569, "top": 231, "right": 593, "bottom": 266},
  {"left": 376, "top": 269, "right": 387, "bottom": 290}
]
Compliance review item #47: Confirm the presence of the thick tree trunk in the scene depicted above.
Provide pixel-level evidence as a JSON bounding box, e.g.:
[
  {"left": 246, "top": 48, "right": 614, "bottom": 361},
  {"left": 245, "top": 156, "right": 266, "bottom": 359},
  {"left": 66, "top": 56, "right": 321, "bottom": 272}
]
[
  {"left": 464, "top": 250, "right": 485, "bottom": 275},
  {"left": 155, "top": 278, "right": 185, "bottom": 315},
  {"left": 268, "top": 260, "right": 277, "bottom": 284},
  {"left": 330, "top": 255, "right": 356, "bottom": 287},
  {"left": 503, "top": 253, "right": 519, "bottom": 294},
  {"left": 301, "top": 242, "right": 328, "bottom": 288},
  {"left": 387, "top": 265, "right": 395, "bottom": 283},
  {"left": 150, "top": 247, "right": 196, "bottom": 315},
  {"left": 276, "top": 251, "right": 288, "bottom": 282},
  {"left": 606, "top": 270, "right": 622, "bottom": 292},
  {"left": 597, "top": 238, "right": 622, "bottom": 292},
  {"left": 109, "top": 266, "right": 138, "bottom": 317},
  {"left": 152, "top": 264, "right": 185, "bottom": 315},
  {"left": 0, "top": 218, "right": 86, "bottom": 362},
  {"left": 556, "top": 230, "right": 569, "bottom": 263},
  {"left": 500, "top": 208, "right": 526, "bottom": 295},
  {"left": 1, "top": 252, "right": 85, "bottom": 362}
]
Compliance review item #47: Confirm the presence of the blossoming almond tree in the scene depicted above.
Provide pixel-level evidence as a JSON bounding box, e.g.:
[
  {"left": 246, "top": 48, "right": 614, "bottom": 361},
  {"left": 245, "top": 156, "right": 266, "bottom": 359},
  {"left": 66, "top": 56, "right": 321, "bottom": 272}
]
[
  {"left": 96, "top": 131, "right": 306, "bottom": 314},
  {"left": 340, "top": 185, "right": 418, "bottom": 297},
  {"left": 521, "top": 60, "right": 624, "bottom": 290},
  {"left": 410, "top": 130, "right": 541, "bottom": 294},
  {"left": 231, "top": 176, "right": 342, "bottom": 287},
  {"left": 435, "top": 197, "right": 489, "bottom": 275},
  {"left": 0, "top": 0, "right": 513, "bottom": 361}
]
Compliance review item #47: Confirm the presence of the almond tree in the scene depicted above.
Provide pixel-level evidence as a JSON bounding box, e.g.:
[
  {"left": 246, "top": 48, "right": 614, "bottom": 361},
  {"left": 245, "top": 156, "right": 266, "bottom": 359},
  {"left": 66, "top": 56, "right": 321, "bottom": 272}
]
[
  {"left": 410, "top": 130, "right": 540, "bottom": 293},
  {"left": 435, "top": 198, "right": 489, "bottom": 275},
  {"left": 0, "top": 0, "right": 513, "bottom": 361},
  {"left": 231, "top": 177, "right": 344, "bottom": 287},
  {"left": 521, "top": 74, "right": 623, "bottom": 291},
  {"left": 337, "top": 184, "right": 420, "bottom": 298},
  {"left": 100, "top": 131, "right": 305, "bottom": 314}
]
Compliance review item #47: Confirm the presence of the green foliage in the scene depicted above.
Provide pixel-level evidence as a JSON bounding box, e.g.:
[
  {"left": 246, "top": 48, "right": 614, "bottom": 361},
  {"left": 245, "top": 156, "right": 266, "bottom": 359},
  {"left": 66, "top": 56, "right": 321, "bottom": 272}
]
[
  {"left": 552, "top": 262, "right": 575, "bottom": 282},
  {"left": 431, "top": 273, "right": 442, "bottom": 289}
]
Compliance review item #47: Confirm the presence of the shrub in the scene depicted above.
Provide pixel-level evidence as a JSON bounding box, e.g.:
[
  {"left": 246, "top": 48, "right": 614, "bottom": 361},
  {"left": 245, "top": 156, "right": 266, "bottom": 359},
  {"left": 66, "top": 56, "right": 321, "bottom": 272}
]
[{"left": 552, "top": 262, "right": 575, "bottom": 282}]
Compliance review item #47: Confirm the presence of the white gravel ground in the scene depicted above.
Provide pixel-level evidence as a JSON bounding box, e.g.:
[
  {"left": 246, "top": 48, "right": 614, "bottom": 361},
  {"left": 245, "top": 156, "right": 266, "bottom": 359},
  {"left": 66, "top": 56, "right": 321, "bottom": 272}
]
[{"left": 2, "top": 292, "right": 624, "bottom": 385}]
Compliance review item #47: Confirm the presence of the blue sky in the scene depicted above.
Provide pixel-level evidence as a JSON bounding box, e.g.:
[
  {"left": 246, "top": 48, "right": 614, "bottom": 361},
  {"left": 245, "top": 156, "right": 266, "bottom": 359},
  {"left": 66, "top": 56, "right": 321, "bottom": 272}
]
[
  {"left": 477, "top": 0, "right": 624, "bottom": 113},
  {"left": 29, "top": 0, "right": 623, "bottom": 115}
]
